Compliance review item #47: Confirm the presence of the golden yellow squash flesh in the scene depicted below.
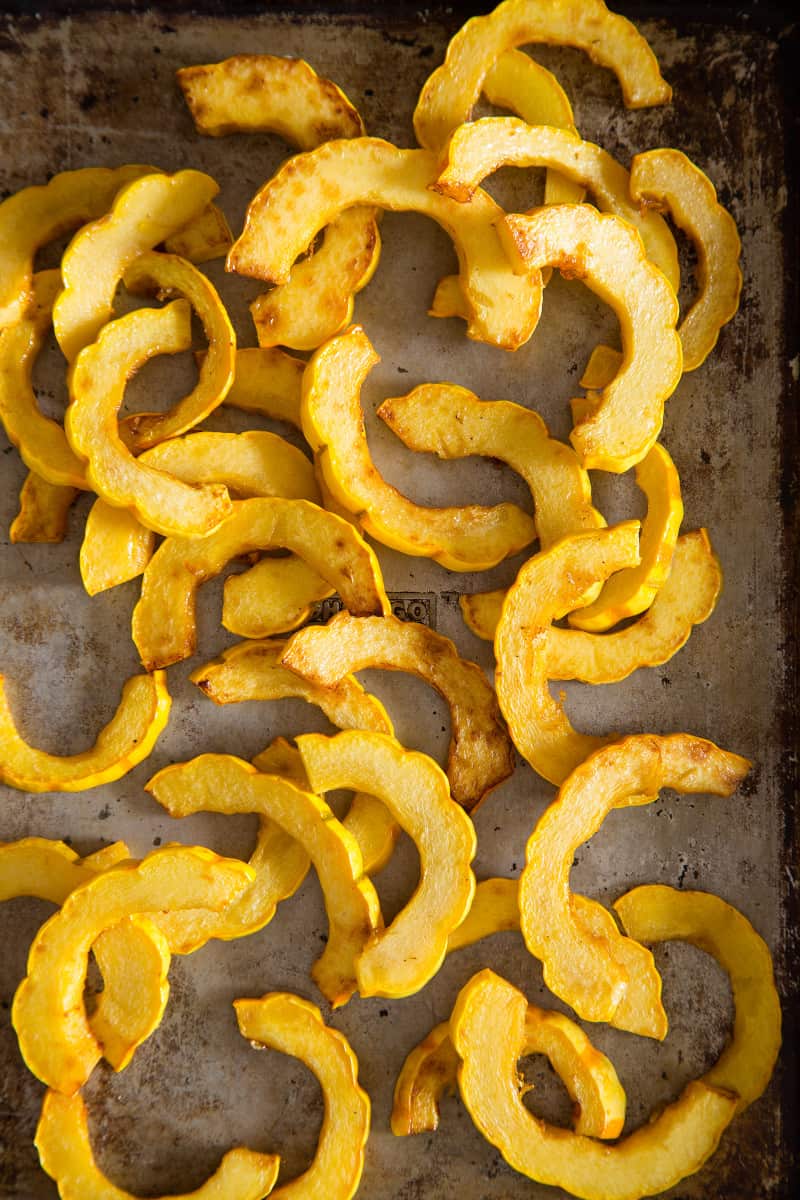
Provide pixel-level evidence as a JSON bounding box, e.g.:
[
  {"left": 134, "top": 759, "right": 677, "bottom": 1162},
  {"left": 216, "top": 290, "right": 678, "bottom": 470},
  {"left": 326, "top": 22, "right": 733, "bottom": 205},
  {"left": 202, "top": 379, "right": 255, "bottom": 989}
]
[
  {"left": 235, "top": 992, "right": 370, "bottom": 1200},
  {"left": 9, "top": 474, "right": 78, "bottom": 544},
  {"left": 147, "top": 755, "right": 382, "bottom": 1007},
  {"left": 298, "top": 730, "right": 476, "bottom": 998},
  {"left": 281, "top": 611, "right": 514, "bottom": 810},
  {"left": 451, "top": 969, "right": 737, "bottom": 1200},
  {"left": 301, "top": 326, "right": 536, "bottom": 570},
  {"left": 11, "top": 846, "right": 255, "bottom": 1094},
  {"left": 498, "top": 204, "right": 682, "bottom": 472},
  {"left": 53, "top": 169, "right": 218, "bottom": 362},
  {"left": 228, "top": 137, "right": 543, "bottom": 351},
  {"left": 131, "top": 497, "right": 389, "bottom": 670},
  {"left": 413, "top": 0, "right": 671, "bottom": 153},
  {"left": 221, "top": 346, "right": 305, "bottom": 429},
  {"left": 519, "top": 734, "right": 751, "bottom": 1035},
  {"left": 0, "top": 670, "right": 170, "bottom": 793}
]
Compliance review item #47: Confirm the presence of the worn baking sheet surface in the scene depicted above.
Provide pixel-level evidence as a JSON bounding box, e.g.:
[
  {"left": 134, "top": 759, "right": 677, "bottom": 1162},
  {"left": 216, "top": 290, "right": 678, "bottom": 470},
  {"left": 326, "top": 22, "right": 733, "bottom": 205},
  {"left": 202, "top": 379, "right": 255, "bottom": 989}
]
[{"left": 0, "top": 4, "right": 796, "bottom": 1198}]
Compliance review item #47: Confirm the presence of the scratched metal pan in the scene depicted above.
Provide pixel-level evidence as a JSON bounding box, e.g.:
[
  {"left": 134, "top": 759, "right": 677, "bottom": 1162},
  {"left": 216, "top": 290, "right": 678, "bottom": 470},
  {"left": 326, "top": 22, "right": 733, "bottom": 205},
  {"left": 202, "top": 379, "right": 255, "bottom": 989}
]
[{"left": 0, "top": 2, "right": 797, "bottom": 1197}]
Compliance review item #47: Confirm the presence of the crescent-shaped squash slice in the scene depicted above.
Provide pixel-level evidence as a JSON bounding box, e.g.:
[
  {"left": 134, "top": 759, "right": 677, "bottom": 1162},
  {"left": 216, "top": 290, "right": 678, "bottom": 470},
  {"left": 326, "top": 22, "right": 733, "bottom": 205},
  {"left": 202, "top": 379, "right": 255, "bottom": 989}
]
[
  {"left": 10, "top": 474, "right": 78, "bottom": 544},
  {"left": 615, "top": 885, "right": 781, "bottom": 1114},
  {"left": 297, "top": 730, "right": 476, "bottom": 998},
  {"left": 519, "top": 734, "right": 750, "bottom": 1035},
  {"left": 221, "top": 346, "right": 305, "bottom": 429},
  {"left": 629, "top": 147, "right": 743, "bottom": 371},
  {"left": 80, "top": 430, "right": 320, "bottom": 596},
  {"left": 392, "top": 1000, "right": 625, "bottom": 1140},
  {"left": 131, "top": 497, "right": 389, "bottom": 670},
  {"left": 146, "top": 755, "right": 382, "bottom": 1007},
  {"left": 0, "top": 837, "right": 130, "bottom": 903},
  {"left": 53, "top": 169, "right": 219, "bottom": 362},
  {"left": 227, "top": 138, "right": 543, "bottom": 352},
  {"left": 414, "top": 0, "right": 671, "bottom": 154},
  {"left": 568, "top": 443, "right": 683, "bottom": 631},
  {"left": 235, "top": 992, "right": 370, "bottom": 1200},
  {"left": 35, "top": 1091, "right": 280, "bottom": 1200},
  {"left": 451, "top": 969, "right": 736, "bottom": 1200},
  {"left": 11, "top": 846, "right": 255, "bottom": 1094},
  {"left": 281, "top": 612, "right": 514, "bottom": 810},
  {"left": 436, "top": 119, "right": 678, "bottom": 290},
  {"left": 64, "top": 301, "right": 233, "bottom": 539},
  {"left": 163, "top": 201, "right": 233, "bottom": 264},
  {"left": 301, "top": 326, "right": 536, "bottom": 570},
  {"left": 498, "top": 205, "right": 682, "bottom": 472},
  {"left": 0, "top": 164, "right": 150, "bottom": 330},
  {"left": 178, "top": 54, "right": 379, "bottom": 352},
  {"left": 117, "top": 250, "right": 236, "bottom": 450},
  {"left": 222, "top": 558, "right": 334, "bottom": 640},
  {"left": 495, "top": 526, "right": 722, "bottom": 784},
  {"left": 0, "top": 670, "right": 170, "bottom": 793}
]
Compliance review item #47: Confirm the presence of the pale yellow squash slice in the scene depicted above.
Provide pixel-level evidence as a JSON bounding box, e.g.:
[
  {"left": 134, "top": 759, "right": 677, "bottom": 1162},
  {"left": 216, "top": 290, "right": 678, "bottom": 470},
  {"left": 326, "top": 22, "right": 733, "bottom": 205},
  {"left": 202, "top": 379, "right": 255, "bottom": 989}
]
[
  {"left": 436, "top": 119, "right": 679, "bottom": 290},
  {"left": 281, "top": 611, "right": 514, "bottom": 810},
  {"left": 221, "top": 557, "right": 335, "bottom": 640},
  {"left": 163, "top": 201, "right": 233, "bottom": 264},
  {"left": 118, "top": 250, "right": 236, "bottom": 450},
  {"left": 190, "top": 638, "right": 398, "bottom": 874},
  {"left": 0, "top": 670, "right": 170, "bottom": 793},
  {"left": 451, "top": 969, "right": 737, "bottom": 1200},
  {"left": 392, "top": 1000, "right": 625, "bottom": 1140},
  {"left": 80, "top": 430, "right": 319, "bottom": 596},
  {"left": 519, "top": 734, "right": 750, "bottom": 1035},
  {"left": 297, "top": 730, "right": 476, "bottom": 998},
  {"left": 235, "top": 991, "right": 370, "bottom": 1200},
  {"left": 498, "top": 204, "right": 682, "bottom": 472},
  {"left": 11, "top": 846, "right": 255, "bottom": 1093},
  {"left": 220, "top": 346, "right": 304, "bottom": 429},
  {"left": 178, "top": 54, "right": 379, "bottom": 351},
  {"left": 131, "top": 497, "right": 389, "bottom": 670},
  {"left": 0, "top": 837, "right": 130, "bottom": 903},
  {"left": 53, "top": 169, "right": 218, "bottom": 362},
  {"left": 64, "top": 301, "right": 233, "bottom": 539},
  {"left": 0, "top": 164, "right": 150, "bottom": 330},
  {"left": 301, "top": 326, "right": 536, "bottom": 570},
  {"left": 569, "top": 443, "right": 684, "bottom": 631},
  {"left": 10, "top": 474, "right": 78, "bottom": 544},
  {"left": 630, "top": 147, "right": 743, "bottom": 371},
  {"left": 35, "top": 1091, "right": 280, "bottom": 1200},
  {"left": 147, "top": 755, "right": 381, "bottom": 1007},
  {"left": 228, "top": 138, "right": 543, "bottom": 352},
  {"left": 495, "top": 525, "right": 722, "bottom": 784},
  {"left": 414, "top": 0, "right": 671, "bottom": 153}
]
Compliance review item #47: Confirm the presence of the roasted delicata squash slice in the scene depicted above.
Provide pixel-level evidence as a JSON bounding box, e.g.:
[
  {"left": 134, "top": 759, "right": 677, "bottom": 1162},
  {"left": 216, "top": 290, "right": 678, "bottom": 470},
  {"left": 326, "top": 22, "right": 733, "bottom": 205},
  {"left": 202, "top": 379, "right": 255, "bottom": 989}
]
[
  {"left": 297, "top": 730, "right": 476, "bottom": 998},
  {"left": 190, "top": 639, "right": 398, "bottom": 874},
  {"left": 64, "top": 301, "right": 233, "bottom": 539},
  {"left": 0, "top": 837, "right": 130, "bottom": 903},
  {"left": 494, "top": 525, "right": 722, "bottom": 784},
  {"left": 235, "top": 992, "right": 370, "bottom": 1200},
  {"left": 436, "top": 120, "right": 679, "bottom": 290},
  {"left": 36, "top": 1091, "right": 280, "bottom": 1200},
  {"left": 178, "top": 54, "right": 379, "bottom": 352},
  {"left": 451, "top": 969, "right": 737, "bottom": 1200},
  {"left": 132, "top": 497, "right": 389, "bottom": 670},
  {"left": 53, "top": 169, "right": 219, "bottom": 362},
  {"left": 147, "top": 755, "right": 382, "bottom": 1006},
  {"left": 392, "top": 1001, "right": 625, "bottom": 1140},
  {"left": 10, "top": 474, "right": 78, "bottom": 544},
  {"left": 615, "top": 885, "right": 781, "bottom": 1113},
  {"left": 222, "top": 557, "right": 335, "bottom": 640},
  {"left": 0, "top": 670, "right": 170, "bottom": 793},
  {"left": 221, "top": 346, "right": 305, "bottom": 429},
  {"left": 281, "top": 612, "right": 514, "bottom": 810},
  {"left": 163, "top": 201, "right": 234, "bottom": 263},
  {"left": 519, "top": 734, "right": 750, "bottom": 1036},
  {"left": 0, "top": 164, "right": 150, "bottom": 330},
  {"left": 0, "top": 271, "right": 88, "bottom": 488},
  {"left": 301, "top": 326, "right": 536, "bottom": 570},
  {"left": 80, "top": 430, "right": 320, "bottom": 596},
  {"left": 11, "top": 845, "right": 255, "bottom": 1093},
  {"left": 629, "top": 147, "right": 743, "bottom": 371},
  {"left": 498, "top": 204, "right": 682, "bottom": 472},
  {"left": 568, "top": 443, "right": 683, "bottom": 631},
  {"left": 118, "top": 250, "right": 236, "bottom": 449},
  {"left": 414, "top": 0, "right": 671, "bottom": 154},
  {"left": 228, "top": 138, "right": 543, "bottom": 352}
]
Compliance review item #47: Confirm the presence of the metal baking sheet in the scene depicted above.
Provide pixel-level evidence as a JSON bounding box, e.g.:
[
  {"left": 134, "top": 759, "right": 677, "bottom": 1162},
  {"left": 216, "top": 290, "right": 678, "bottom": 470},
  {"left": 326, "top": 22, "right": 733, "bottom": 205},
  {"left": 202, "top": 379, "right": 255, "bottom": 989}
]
[{"left": 1, "top": 3, "right": 797, "bottom": 1197}]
